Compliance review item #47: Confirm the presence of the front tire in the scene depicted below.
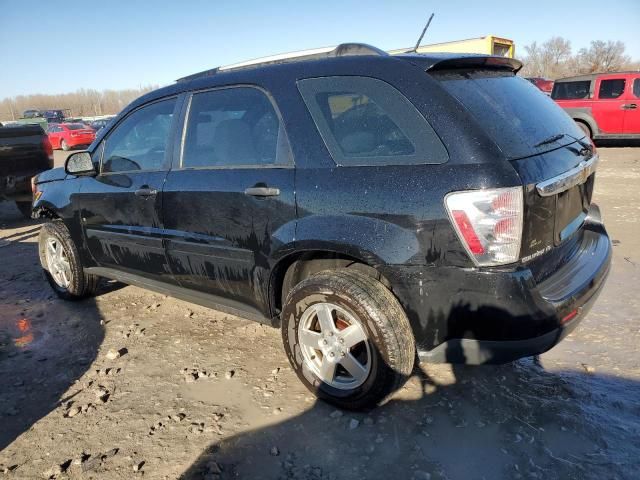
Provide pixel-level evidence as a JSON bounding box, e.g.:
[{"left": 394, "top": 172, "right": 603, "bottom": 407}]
[
  {"left": 39, "top": 221, "right": 100, "bottom": 300},
  {"left": 575, "top": 120, "right": 591, "bottom": 139},
  {"left": 282, "top": 269, "right": 415, "bottom": 410}
]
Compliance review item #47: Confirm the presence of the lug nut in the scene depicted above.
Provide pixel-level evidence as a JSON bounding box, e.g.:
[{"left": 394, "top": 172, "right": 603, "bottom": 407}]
[
  {"left": 323, "top": 339, "right": 328, "bottom": 345},
  {"left": 328, "top": 332, "right": 334, "bottom": 336},
  {"left": 329, "top": 352, "right": 335, "bottom": 357},
  {"left": 339, "top": 338, "right": 344, "bottom": 344}
]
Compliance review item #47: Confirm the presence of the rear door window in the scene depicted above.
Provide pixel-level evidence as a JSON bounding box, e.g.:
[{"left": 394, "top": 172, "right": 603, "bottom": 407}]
[
  {"left": 633, "top": 78, "right": 640, "bottom": 98},
  {"left": 551, "top": 81, "right": 591, "bottom": 100},
  {"left": 598, "top": 79, "right": 626, "bottom": 99},
  {"left": 297, "top": 76, "right": 448, "bottom": 166},
  {"left": 180, "top": 87, "right": 292, "bottom": 168}
]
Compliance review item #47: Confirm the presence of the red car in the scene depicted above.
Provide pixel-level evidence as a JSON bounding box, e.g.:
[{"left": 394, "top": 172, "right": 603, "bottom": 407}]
[
  {"left": 526, "top": 77, "right": 554, "bottom": 95},
  {"left": 552, "top": 72, "right": 640, "bottom": 140},
  {"left": 46, "top": 123, "right": 96, "bottom": 151}
]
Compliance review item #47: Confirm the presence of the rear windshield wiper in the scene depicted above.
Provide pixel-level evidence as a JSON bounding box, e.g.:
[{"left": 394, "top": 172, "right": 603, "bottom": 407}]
[{"left": 534, "top": 133, "right": 565, "bottom": 148}]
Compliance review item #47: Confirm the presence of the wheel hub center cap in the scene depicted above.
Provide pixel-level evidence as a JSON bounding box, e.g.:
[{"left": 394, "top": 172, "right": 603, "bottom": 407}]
[{"left": 320, "top": 334, "right": 344, "bottom": 361}]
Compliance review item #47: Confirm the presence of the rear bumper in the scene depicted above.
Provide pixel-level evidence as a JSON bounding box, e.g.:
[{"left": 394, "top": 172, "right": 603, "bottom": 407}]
[
  {"left": 379, "top": 216, "right": 611, "bottom": 365},
  {"left": 1, "top": 174, "right": 33, "bottom": 201},
  {"left": 67, "top": 136, "right": 94, "bottom": 147}
]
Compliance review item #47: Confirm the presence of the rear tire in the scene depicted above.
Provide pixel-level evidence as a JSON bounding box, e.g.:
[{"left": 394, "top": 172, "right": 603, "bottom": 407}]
[
  {"left": 575, "top": 120, "right": 591, "bottom": 139},
  {"left": 39, "top": 220, "right": 101, "bottom": 300},
  {"left": 61, "top": 139, "right": 70, "bottom": 151},
  {"left": 281, "top": 269, "right": 415, "bottom": 410},
  {"left": 15, "top": 201, "right": 32, "bottom": 219}
]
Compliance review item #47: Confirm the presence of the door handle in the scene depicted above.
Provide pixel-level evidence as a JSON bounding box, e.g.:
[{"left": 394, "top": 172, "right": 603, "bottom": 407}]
[
  {"left": 244, "top": 187, "right": 280, "bottom": 197},
  {"left": 621, "top": 103, "right": 637, "bottom": 110},
  {"left": 134, "top": 187, "right": 158, "bottom": 198}
]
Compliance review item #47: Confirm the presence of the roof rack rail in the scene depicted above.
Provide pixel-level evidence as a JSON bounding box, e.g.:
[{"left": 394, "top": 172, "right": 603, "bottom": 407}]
[{"left": 176, "top": 43, "right": 387, "bottom": 82}]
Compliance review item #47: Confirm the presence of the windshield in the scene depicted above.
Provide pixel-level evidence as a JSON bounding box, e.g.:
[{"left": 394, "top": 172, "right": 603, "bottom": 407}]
[{"left": 434, "top": 70, "right": 585, "bottom": 159}]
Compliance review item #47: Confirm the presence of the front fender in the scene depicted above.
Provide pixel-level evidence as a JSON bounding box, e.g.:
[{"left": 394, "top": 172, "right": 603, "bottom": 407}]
[{"left": 33, "top": 178, "right": 94, "bottom": 267}]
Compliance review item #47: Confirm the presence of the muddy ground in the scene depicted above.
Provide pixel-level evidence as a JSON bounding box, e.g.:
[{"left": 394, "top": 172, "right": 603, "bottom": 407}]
[{"left": 0, "top": 147, "right": 638, "bottom": 480}]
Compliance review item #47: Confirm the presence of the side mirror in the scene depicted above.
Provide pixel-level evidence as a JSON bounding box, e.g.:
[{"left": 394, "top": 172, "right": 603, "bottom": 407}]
[{"left": 65, "top": 151, "right": 96, "bottom": 176}]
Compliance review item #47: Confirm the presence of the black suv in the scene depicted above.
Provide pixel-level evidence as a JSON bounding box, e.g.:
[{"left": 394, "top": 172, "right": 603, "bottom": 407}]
[{"left": 32, "top": 44, "right": 611, "bottom": 409}]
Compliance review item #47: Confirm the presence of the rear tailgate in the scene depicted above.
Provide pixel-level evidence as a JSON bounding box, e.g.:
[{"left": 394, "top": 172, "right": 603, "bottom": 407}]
[
  {"left": 431, "top": 67, "right": 596, "bottom": 275},
  {"left": 0, "top": 125, "right": 52, "bottom": 179}
]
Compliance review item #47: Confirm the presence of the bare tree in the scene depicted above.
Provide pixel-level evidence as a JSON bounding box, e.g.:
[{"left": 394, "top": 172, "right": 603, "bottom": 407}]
[
  {"left": 521, "top": 36, "right": 573, "bottom": 78},
  {"left": 0, "top": 86, "right": 158, "bottom": 122},
  {"left": 521, "top": 37, "right": 637, "bottom": 79},
  {"left": 576, "top": 40, "right": 631, "bottom": 73}
]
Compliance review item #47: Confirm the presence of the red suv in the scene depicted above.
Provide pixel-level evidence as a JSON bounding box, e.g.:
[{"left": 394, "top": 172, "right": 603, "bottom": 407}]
[{"left": 552, "top": 72, "right": 640, "bottom": 140}]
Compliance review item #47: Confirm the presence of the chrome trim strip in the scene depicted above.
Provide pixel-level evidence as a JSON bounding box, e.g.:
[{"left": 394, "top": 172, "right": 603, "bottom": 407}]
[{"left": 536, "top": 154, "right": 598, "bottom": 197}]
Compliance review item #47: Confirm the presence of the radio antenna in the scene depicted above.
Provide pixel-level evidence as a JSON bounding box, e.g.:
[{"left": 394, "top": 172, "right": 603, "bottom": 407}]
[{"left": 412, "top": 13, "right": 435, "bottom": 53}]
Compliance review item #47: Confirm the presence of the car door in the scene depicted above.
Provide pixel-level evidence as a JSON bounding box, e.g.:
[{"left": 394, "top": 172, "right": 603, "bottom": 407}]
[
  {"left": 161, "top": 86, "right": 296, "bottom": 315},
  {"left": 622, "top": 75, "right": 640, "bottom": 134},
  {"left": 47, "top": 125, "right": 61, "bottom": 148},
  {"left": 79, "top": 96, "right": 180, "bottom": 282},
  {"left": 593, "top": 76, "right": 627, "bottom": 133}
]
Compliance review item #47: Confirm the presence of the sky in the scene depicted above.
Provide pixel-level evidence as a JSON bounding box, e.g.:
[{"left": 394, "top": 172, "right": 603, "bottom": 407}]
[{"left": 1, "top": 0, "right": 639, "bottom": 98}]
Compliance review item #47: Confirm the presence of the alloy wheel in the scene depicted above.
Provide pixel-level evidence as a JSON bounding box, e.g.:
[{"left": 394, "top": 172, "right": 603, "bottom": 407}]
[
  {"left": 45, "top": 237, "right": 72, "bottom": 289},
  {"left": 297, "top": 302, "right": 372, "bottom": 389}
]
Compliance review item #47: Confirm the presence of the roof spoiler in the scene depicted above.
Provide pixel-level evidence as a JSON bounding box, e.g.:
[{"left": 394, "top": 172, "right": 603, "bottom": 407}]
[
  {"left": 177, "top": 43, "right": 388, "bottom": 83},
  {"left": 426, "top": 55, "right": 523, "bottom": 73}
]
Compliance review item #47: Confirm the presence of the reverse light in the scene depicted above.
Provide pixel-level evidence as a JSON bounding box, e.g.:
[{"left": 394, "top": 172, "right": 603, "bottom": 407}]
[{"left": 445, "top": 186, "right": 523, "bottom": 266}]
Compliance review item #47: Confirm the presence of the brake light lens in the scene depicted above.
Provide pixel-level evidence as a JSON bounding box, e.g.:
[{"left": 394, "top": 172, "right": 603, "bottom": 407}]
[
  {"left": 445, "top": 186, "right": 523, "bottom": 266},
  {"left": 43, "top": 136, "right": 53, "bottom": 161}
]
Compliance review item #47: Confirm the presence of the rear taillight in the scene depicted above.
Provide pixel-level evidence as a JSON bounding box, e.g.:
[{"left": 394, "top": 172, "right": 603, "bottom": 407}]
[
  {"left": 445, "top": 186, "right": 523, "bottom": 266},
  {"left": 43, "top": 136, "right": 53, "bottom": 161}
]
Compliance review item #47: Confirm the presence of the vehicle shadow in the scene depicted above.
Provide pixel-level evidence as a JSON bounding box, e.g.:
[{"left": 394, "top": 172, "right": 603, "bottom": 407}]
[
  {"left": 0, "top": 207, "right": 106, "bottom": 453},
  {"left": 595, "top": 139, "right": 640, "bottom": 148},
  {"left": 180, "top": 357, "right": 639, "bottom": 479}
]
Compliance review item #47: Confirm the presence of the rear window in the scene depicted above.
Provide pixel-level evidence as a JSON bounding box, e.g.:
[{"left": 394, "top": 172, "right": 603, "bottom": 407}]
[
  {"left": 297, "top": 76, "right": 448, "bottom": 166},
  {"left": 66, "top": 124, "right": 85, "bottom": 130},
  {"left": 436, "top": 70, "right": 586, "bottom": 160},
  {"left": 551, "top": 81, "right": 591, "bottom": 100}
]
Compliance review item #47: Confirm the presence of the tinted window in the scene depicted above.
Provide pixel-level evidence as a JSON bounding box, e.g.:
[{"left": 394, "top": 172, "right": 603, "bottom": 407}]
[
  {"left": 66, "top": 123, "right": 85, "bottom": 130},
  {"left": 551, "top": 81, "right": 591, "bottom": 100},
  {"left": 182, "top": 87, "right": 291, "bottom": 168},
  {"left": 102, "top": 98, "right": 176, "bottom": 173},
  {"left": 599, "top": 79, "right": 626, "bottom": 99},
  {"left": 437, "top": 70, "right": 585, "bottom": 159},
  {"left": 298, "top": 76, "right": 447, "bottom": 166},
  {"left": 634, "top": 79, "right": 640, "bottom": 99}
]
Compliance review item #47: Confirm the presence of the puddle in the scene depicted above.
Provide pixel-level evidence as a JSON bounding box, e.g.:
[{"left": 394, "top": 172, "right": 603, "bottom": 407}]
[{"left": 14, "top": 318, "right": 34, "bottom": 348}]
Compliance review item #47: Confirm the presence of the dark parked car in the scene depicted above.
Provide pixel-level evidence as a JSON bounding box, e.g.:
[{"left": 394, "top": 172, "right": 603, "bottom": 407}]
[
  {"left": 42, "top": 109, "right": 66, "bottom": 123},
  {"left": 32, "top": 44, "right": 611, "bottom": 409},
  {"left": 89, "top": 117, "right": 115, "bottom": 131},
  {"left": 1, "top": 124, "right": 53, "bottom": 217},
  {"left": 23, "top": 109, "right": 42, "bottom": 119}
]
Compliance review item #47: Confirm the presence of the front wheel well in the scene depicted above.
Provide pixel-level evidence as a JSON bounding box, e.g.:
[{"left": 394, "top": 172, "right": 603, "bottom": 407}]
[
  {"left": 34, "top": 207, "right": 60, "bottom": 220},
  {"left": 270, "top": 251, "right": 391, "bottom": 318},
  {"left": 574, "top": 118, "right": 593, "bottom": 138}
]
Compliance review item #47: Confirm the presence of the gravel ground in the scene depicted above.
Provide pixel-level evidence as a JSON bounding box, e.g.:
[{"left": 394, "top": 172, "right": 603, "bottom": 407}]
[{"left": 0, "top": 147, "right": 638, "bottom": 479}]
